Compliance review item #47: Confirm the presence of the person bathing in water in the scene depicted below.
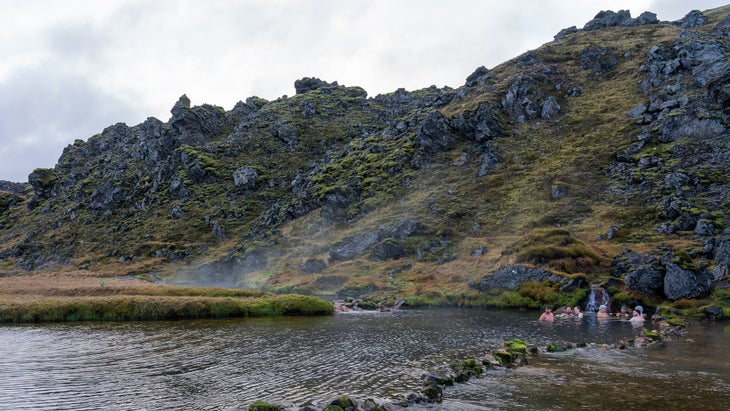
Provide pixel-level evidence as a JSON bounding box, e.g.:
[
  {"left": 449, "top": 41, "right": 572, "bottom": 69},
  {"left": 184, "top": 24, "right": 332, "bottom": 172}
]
[
  {"left": 539, "top": 306, "right": 554, "bottom": 322},
  {"left": 597, "top": 304, "right": 610, "bottom": 319},
  {"left": 629, "top": 306, "right": 646, "bottom": 324}
]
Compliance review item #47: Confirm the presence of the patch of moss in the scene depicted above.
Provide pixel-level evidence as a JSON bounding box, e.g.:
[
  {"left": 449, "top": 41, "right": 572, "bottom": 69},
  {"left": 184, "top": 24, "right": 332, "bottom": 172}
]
[{"left": 248, "top": 400, "right": 282, "bottom": 411}]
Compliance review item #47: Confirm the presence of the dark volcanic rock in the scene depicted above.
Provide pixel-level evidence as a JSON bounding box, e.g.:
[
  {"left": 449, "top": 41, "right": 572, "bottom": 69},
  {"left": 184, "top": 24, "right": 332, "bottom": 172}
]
[
  {"left": 294, "top": 77, "right": 338, "bottom": 94},
  {"left": 579, "top": 47, "right": 618, "bottom": 74},
  {"left": 678, "top": 10, "right": 707, "bottom": 28},
  {"left": 583, "top": 10, "right": 634, "bottom": 30},
  {"left": 301, "top": 258, "right": 327, "bottom": 274},
  {"left": 450, "top": 102, "right": 503, "bottom": 143},
  {"left": 465, "top": 66, "right": 491, "bottom": 87},
  {"left": 476, "top": 264, "right": 569, "bottom": 291},
  {"left": 416, "top": 110, "right": 456, "bottom": 153},
  {"left": 613, "top": 249, "right": 665, "bottom": 296},
  {"left": 713, "top": 239, "right": 730, "bottom": 281},
  {"left": 554, "top": 26, "right": 578, "bottom": 41},
  {"left": 329, "top": 231, "right": 380, "bottom": 262},
  {"left": 663, "top": 261, "right": 713, "bottom": 300}
]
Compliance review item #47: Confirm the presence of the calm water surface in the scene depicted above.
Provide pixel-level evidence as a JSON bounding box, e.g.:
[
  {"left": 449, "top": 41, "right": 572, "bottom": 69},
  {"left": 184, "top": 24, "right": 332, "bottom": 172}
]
[{"left": 0, "top": 309, "right": 728, "bottom": 410}]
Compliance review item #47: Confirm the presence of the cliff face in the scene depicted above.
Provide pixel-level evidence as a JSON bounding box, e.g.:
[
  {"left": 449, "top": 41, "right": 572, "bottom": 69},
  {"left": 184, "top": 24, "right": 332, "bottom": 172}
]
[{"left": 1, "top": 7, "right": 729, "bottom": 308}]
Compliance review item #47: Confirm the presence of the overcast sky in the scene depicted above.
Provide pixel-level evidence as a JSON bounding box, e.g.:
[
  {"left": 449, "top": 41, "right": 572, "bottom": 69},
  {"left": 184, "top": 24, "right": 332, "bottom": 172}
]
[{"left": 1, "top": 0, "right": 727, "bottom": 183}]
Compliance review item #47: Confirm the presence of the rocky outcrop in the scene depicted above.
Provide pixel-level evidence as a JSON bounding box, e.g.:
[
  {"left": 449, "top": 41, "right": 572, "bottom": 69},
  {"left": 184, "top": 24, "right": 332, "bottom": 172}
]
[
  {"left": 475, "top": 264, "right": 571, "bottom": 291},
  {"left": 583, "top": 10, "right": 635, "bottom": 30},
  {"left": 555, "top": 10, "right": 658, "bottom": 40},
  {"left": 612, "top": 248, "right": 718, "bottom": 300},
  {"left": 450, "top": 102, "right": 503, "bottom": 143},
  {"left": 328, "top": 218, "right": 424, "bottom": 262},
  {"left": 293, "top": 77, "right": 339, "bottom": 94},
  {"left": 678, "top": 10, "right": 707, "bottom": 28},
  {"left": 663, "top": 259, "right": 713, "bottom": 300},
  {"left": 416, "top": 110, "right": 456, "bottom": 153},
  {"left": 607, "top": 10, "right": 730, "bottom": 244}
]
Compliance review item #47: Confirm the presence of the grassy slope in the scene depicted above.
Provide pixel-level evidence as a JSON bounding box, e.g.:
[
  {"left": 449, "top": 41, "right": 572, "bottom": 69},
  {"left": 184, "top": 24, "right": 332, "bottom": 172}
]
[{"left": 1, "top": 7, "right": 729, "bottom": 316}]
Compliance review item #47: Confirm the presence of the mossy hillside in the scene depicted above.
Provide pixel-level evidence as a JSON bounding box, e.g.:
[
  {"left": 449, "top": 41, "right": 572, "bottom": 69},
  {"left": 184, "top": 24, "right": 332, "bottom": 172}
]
[{"left": 1, "top": 7, "right": 729, "bottom": 313}]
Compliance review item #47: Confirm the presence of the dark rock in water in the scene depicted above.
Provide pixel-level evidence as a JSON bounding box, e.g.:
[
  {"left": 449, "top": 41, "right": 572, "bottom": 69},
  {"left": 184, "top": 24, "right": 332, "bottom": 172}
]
[
  {"left": 477, "top": 264, "right": 569, "bottom": 291},
  {"left": 704, "top": 305, "right": 723, "bottom": 318},
  {"left": 421, "top": 372, "right": 455, "bottom": 387},
  {"left": 420, "top": 381, "right": 443, "bottom": 403},
  {"left": 328, "top": 396, "right": 356, "bottom": 410}
]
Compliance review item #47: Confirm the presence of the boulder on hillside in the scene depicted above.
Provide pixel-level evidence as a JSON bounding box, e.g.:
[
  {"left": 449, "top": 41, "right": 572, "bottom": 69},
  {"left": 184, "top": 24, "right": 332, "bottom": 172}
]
[
  {"left": 301, "top": 258, "right": 327, "bottom": 274},
  {"left": 169, "top": 95, "right": 229, "bottom": 146},
  {"left": 450, "top": 102, "right": 503, "bottom": 143},
  {"left": 476, "top": 264, "right": 570, "bottom": 291},
  {"left": 541, "top": 96, "right": 561, "bottom": 119},
  {"left": 416, "top": 110, "right": 456, "bottom": 152},
  {"left": 328, "top": 231, "right": 380, "bottom": 262},
  {"left": 232, "top": 167, "right": 259, "bottom": 190},
  {"left": 320, "top": 186, "right": 360, "bottom": 225},
  {"left": 554, "top": 26, "right": 578, "bottom": 41},
  {"left": 612, "top": 249, "right": 665, "bottom": 296},
  {"left": 465, "top": 66, "right": 491, "bottom": 87},
  {"left": 478, "top": 145, "right": 500, "bottom": 177},
  {"left": 678, "top": 10, "right": 706, "bottom": 28},
  {"left": 713, "top": 239, "right": 730, "bottom": 281},
  {"left": 663, "top": 260, "right": 713, "bottom": 300},
  {"left": 583, "top": 10, "right": 634, "bottom": 30},
  {"left": 613, "top": 248, "right": 719, "bottom": 300},
  {"left": 294, "top": 77, "right": 338, "bottom": 94},
  {"left": 636, "top": 11, "right": 659, "bottom": 25}
]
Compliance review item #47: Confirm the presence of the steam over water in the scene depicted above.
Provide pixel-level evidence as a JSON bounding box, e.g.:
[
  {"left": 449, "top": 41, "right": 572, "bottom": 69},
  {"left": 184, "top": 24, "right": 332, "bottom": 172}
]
[{"left": 1, "top": 309, "right": 728, "bottom": 410}]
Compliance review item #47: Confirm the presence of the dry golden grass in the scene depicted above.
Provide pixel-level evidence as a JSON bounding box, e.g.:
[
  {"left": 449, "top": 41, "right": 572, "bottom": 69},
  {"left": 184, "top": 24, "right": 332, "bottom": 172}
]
[{"left": 0, "top": 271, "right": 333, "bottom": 322}]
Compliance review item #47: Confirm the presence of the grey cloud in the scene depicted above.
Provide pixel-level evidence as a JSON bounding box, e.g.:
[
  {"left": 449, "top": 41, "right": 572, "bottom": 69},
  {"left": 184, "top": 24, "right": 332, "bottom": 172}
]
[{"left": 0, "top": 67, "right": 144, "bottom": 182}]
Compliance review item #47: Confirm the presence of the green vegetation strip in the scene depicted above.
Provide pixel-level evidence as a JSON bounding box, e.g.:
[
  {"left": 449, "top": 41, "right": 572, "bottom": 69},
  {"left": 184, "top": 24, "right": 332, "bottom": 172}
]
[{"left": 0, "top": 294, "right": 334, "bottom": 323}]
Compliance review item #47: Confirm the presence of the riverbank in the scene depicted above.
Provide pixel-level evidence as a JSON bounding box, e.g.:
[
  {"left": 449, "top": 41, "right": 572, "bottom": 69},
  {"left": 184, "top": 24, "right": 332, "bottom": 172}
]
[{"left": 0, "top": 271, "right": 333, "bottom": 323}]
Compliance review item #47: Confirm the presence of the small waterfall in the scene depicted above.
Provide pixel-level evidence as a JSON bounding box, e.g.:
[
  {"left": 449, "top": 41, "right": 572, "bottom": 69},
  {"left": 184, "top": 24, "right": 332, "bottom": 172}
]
[{"left": 585, "top": 286, "right": 610, "bottom": 312}]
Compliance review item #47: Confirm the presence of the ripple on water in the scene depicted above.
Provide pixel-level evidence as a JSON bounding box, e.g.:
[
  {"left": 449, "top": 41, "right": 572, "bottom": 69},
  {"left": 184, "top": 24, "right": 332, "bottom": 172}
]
[{"left": 0, "top": 310, "right": 729, "bottom": 410}]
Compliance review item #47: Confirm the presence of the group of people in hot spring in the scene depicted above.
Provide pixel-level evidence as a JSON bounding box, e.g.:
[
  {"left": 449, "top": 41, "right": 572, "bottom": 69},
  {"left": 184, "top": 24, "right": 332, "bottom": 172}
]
[{"left": 539, "top": 304, "right": 647, "bottom": 324}]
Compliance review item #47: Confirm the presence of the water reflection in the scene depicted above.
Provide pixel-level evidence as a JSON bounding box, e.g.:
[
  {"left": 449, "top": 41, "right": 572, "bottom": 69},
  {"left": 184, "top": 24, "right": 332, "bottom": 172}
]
[{"left": 0, "top": 309, "right": 728, "bottom": 410}]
